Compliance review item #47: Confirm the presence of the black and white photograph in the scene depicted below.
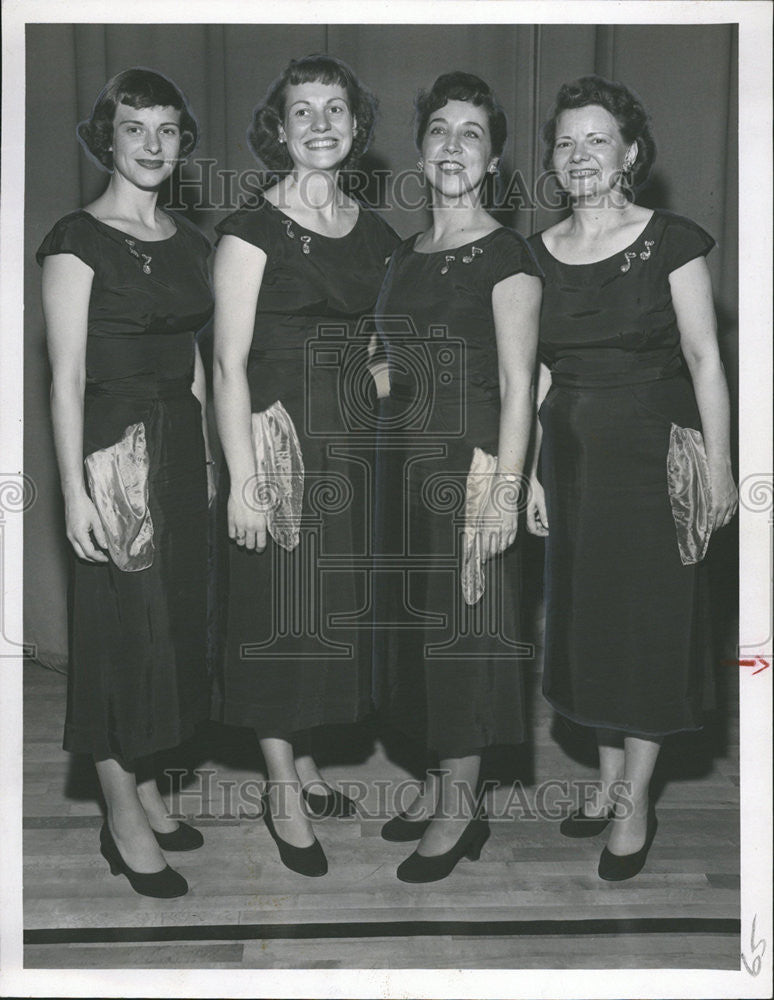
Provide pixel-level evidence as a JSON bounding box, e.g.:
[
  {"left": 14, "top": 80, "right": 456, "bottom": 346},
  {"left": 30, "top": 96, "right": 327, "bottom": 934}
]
[{"left": 1, "top": 0, "right": 771, "bottom": 996}]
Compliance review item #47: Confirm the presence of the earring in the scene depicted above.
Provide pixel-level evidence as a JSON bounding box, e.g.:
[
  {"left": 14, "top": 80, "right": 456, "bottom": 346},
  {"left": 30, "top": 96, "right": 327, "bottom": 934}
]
[
  {"left": 487, "top": 162, "right": 499, "bottom": 174},
  {"left": 416, "top": 158, "right": 424, "bottom": 170}
]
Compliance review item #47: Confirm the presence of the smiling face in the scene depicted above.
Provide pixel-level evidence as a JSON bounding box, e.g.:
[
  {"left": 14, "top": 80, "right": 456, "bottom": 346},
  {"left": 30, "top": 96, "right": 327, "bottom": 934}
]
[
  {"left": 278, "top": 80, "right": 356, "bottom": 172},
  {"left": 552, "top": 104, "right": 636, "bottom": 201},
  {"left": 421, "top": 99, "right": 497, "bottom": 199},
  {"left": 110, "top": 103, "right": 181, "bottom": 189}
]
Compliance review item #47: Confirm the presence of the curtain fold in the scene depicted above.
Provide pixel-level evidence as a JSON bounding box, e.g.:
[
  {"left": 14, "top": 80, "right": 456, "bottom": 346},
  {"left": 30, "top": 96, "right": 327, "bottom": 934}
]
[{"left": 24, "top": 22, "right": 738, "bottom": 668}]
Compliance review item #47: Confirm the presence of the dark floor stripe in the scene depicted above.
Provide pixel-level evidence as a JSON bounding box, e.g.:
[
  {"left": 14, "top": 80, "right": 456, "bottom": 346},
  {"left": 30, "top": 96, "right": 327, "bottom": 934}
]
[{"left": 25, "top": 917, "right": 740, "bottom": 946}]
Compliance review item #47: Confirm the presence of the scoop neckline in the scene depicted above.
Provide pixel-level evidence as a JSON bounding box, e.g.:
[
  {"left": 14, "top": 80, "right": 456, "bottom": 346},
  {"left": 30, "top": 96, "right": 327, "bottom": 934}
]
[
  {"left": 259, "top": 195, "right": 362, "bottom": 240},
  {"left": 538, "top": 210, "right": 657, "bottom": 267},
  {"left": 78, "top": 209, "right": 180, "bottom": 243},
  {"left": 411, "top": 225, "right": 505, "bottom": 256}
]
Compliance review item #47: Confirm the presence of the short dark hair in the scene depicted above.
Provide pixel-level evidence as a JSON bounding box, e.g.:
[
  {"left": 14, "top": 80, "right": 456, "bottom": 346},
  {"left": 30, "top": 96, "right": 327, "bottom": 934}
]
[
  {"left": 415, "top": 72, "right": 507, "bottom": 158},
  {"left": 77, "top": 67, "right": 198, "bottom": 171},
  {"left": 541, "top": 74, "right": 656, "bottom": 187},
  {"left": 248, "top": 54, "right": 377, "bottom": 173}
]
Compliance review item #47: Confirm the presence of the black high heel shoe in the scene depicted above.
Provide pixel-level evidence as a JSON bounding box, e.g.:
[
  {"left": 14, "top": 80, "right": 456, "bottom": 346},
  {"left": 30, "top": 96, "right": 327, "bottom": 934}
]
[
  {"left": 302, "top": 786, "right": 357, "bottom": 819},
  {"left": 261, "top": 793, "right": 328, "bottom": 877},
  {"left": 598, "top": 807, "right": 658, "bottom": 881},
  {"left": 559, "top": 808, "right": 613, "bottom": 838},
  {"left": 396, "top": 815, "right": 490, "bottom": 883},
  {"left": 381, "top": 811, "right": 431, "bottom": 842},
  {"left": 99, "top": 822, "right": 188, "bottom": 898},
  {"left": 152, "top": 820, "right": 204, "bottom": 852}
]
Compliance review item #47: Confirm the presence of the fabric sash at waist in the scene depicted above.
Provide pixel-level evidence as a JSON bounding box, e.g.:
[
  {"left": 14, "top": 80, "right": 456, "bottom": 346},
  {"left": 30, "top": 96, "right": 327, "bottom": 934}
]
[
  {"left": 550, "top": 358, "right": 684, "bottom": 389},
  {"left": 86, "top": 375, "right": 193, "bottom": 400},
  {"left": 249, "top": 349, "right": 304, "bottom": 364},
  {"left": 390, "top": 381, "right": 499, "bottom": 405},
  {"left": 248, "top": 345, "right": 370, "bottom": 366}
]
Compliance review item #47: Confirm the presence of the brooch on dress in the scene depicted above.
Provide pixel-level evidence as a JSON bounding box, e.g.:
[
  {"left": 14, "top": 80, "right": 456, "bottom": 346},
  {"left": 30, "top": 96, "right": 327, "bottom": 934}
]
[
  {"left": 282, "top": 219, "right": 312, "bottom": 255},
  {"left": 440, "top": 245, "right": 483, "bottom": 274},
  {"left": 620, "top": 239, "right": 654, "bottom": 273},
  {"left": 124, "top": 238, "right": 152, "bottom": 274}
]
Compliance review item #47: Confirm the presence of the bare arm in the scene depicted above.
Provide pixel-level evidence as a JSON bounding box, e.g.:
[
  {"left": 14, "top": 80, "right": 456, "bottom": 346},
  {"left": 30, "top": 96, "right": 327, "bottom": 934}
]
[
  {"left": 482, "top": 271, "right": 542, "bottom": 556},
  {"left": 191, "top": 342, "right": 216, "bottom": 506},
  {"left": 212, "top": 234, "right": 267, "bottom": 550},
  {"left": 669, "top": 256, "right": 737, "bottom": 529},
  {"left": 41, "top": 253, "right": 108, "bottom": 562},
  {"left": 525, "top": 361, "right": 551, "bottom": 536},
  {"left": 528, "top": 362, "right": 552, "bottom": 476}
]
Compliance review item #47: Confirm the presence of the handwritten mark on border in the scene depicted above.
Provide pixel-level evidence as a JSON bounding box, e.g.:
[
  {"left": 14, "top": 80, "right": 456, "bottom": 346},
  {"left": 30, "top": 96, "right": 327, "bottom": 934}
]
[
  {"left": 723, "top": 656, "right": 771, "bottom": 675},
  {"left": 741, "top": 913, "right": 766, "bottom": 976}
]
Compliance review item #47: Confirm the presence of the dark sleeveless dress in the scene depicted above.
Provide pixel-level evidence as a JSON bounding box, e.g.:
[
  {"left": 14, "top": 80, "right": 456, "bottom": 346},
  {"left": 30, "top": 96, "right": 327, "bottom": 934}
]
[
  {"left": 214, "top": 197, "right": 399, "bottom": 735},
  {"left": 374, "top": 228, "right": 543, "bottom": 758},
  {"left": 37, "top": 210, "right": 214, "bottom": 763},
  {"left": 528, "top": 210, "right": 717, "bottom": 736}
]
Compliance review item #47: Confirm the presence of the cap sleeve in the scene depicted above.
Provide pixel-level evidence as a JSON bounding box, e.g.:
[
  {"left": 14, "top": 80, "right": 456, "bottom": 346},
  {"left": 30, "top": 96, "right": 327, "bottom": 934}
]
[
  {"left": 215, "top": 204, "right": 276, "bottom": 253},
  {"left": 660, "top": 213, "right": 715, "bottom": 272},
  {"left": 489, "top": 228, "right": 544, "bottom": 286},
  {"left": 36, "top": 213, "right": 100, "bottom": 270}
]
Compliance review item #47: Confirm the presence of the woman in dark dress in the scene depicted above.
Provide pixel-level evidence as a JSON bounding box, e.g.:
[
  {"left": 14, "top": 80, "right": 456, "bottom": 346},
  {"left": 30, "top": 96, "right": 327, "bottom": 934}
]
[
  {"left": 38, "top": 68, "right": 214, "bottom": 897},
  {"left": 213, "top": 55, "right": 398, "bottom": 876},
  {"left": 526, "top": 76, "right": 737, "bottom": 879},
  {"left": 374, "top": 73, "right": 542, "bottom": 882}
]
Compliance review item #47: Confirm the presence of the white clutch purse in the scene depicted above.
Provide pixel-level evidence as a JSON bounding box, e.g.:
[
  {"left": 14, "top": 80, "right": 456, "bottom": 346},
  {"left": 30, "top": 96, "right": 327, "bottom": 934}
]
[
  {"left": 666, "top": 423, "right": 713, "bottom": 565},
  {"left": 249, "top": 400, "right": 305, "bottom": 550},
  {"left": 460, "top": 447, "right": 498, "bottom": 606},
  {"left": 84, "top": 421, "right": 154, "bottom": 571}
]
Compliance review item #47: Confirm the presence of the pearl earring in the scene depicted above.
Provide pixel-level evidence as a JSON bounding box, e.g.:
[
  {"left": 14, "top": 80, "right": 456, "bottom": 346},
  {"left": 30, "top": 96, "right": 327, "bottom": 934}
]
[{"left": 416, "top": 158, "right": 424, "bottom": 170}]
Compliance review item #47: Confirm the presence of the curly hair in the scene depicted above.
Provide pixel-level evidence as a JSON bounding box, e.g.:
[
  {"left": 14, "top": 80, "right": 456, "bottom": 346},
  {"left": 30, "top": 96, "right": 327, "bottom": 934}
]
[
  {"left": 541, "top": 75, "right": 656, "bottom": 187},
  {"left": 415, "top": 72, "right": 507, "bottom": 158},
  {"left": 77, "top": 67, "right": 198, "bottom": 171},
  {"left": 248, "top": 54, "right": 377, "bottom": 173}
]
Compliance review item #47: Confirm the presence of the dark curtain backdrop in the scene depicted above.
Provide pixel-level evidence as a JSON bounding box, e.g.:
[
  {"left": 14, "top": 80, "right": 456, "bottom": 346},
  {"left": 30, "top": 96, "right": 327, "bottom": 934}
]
[{"left": 24, "top": 22, "right": 738, "bottom": 668}]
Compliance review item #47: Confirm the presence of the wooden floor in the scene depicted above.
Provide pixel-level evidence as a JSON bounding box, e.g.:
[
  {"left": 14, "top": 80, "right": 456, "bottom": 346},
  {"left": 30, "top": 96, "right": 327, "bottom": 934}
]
[{"left": 23, "top": 655, "right": 740, "bottom": 971}]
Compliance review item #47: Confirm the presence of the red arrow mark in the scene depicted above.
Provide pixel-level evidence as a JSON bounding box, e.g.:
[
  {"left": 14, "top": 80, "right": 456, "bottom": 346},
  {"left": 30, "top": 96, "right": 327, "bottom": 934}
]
[
  {"left": 721, "top": 657, "right": 771, "bottom": 674},
  {"left": 735, "top": 657, "right": 771, "bottom": 674}
]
